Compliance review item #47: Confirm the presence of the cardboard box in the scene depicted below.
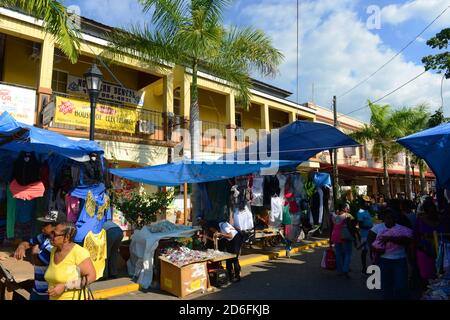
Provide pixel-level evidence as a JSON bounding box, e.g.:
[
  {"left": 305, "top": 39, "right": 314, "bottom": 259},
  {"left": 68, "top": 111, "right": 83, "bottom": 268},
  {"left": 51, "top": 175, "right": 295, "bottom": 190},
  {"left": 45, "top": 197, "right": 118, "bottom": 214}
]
[{"left": 160, "top": 258, "right": 209, "bottom": 298}]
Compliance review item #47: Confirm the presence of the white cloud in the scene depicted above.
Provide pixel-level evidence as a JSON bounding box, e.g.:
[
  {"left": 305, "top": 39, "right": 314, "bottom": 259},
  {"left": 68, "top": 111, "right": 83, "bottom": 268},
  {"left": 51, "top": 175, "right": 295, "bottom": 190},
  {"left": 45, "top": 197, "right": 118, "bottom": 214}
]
[
  {"left": 380, "top": 0, "right": 450, "bottom": 29},
  {"left": 234, "top": 0, "right": 450, "bottom": 121}
]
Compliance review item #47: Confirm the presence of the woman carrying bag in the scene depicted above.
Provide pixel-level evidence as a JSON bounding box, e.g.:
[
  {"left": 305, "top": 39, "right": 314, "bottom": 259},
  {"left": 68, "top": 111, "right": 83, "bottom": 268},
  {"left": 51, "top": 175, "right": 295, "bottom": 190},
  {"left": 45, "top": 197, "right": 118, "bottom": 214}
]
[{"left": 331, "top": 203, "right": 359, "bottom": 278}]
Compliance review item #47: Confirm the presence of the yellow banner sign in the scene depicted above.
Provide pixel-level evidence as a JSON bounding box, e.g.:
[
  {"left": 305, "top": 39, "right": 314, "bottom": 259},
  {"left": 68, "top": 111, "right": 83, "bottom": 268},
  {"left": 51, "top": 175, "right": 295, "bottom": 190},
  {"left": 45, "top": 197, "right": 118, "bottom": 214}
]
[{"left": 54, "top": 96, "right": 137, "bottom": 134}]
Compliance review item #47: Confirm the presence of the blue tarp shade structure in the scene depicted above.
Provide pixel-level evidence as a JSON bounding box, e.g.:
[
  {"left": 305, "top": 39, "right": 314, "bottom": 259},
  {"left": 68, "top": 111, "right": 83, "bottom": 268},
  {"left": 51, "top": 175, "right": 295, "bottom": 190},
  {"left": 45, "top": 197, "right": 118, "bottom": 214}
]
[
  {"left": 397, "top": 122, "right": 450, "bottom": 188},
  {"left": 110, "top": 160, "right": 299, "bottom": 186},
  {"left": 0, "top": 111, "right": 103, "bottom": 159},
  {"left": 229, "top": 120, "right": 359, "bottom": 161}
]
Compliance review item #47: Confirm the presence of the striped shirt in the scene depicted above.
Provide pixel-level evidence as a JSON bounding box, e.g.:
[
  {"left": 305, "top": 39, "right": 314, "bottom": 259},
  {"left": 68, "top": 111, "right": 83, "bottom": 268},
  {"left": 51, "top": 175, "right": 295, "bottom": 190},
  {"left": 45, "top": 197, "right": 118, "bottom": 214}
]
[{"left": 29, "top": 234, "right": 52, "bottom": 296}]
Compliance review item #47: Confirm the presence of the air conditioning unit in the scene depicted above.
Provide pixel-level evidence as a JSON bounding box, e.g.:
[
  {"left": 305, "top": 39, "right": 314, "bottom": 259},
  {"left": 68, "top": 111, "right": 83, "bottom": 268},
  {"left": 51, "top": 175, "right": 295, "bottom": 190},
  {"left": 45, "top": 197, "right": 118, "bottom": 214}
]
[{"left": 30, "top": 43, "right": 41, "bottom": 61}]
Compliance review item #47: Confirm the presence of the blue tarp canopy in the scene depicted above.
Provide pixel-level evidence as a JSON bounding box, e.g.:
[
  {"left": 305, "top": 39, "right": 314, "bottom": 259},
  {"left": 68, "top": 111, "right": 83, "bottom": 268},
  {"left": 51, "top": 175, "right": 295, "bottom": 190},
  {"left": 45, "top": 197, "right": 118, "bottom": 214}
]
[
  {"left": 397, "top": 122, "right": 450, "bottom": 188},
  {"left": 0, "top": 111, "right": 103, "bottom": 159},
  {"left": 229, "top": 120, "right": 359, "bottom": 161},
  {"left": 110, "top": 160, "right": 299, "bottom": 186}
]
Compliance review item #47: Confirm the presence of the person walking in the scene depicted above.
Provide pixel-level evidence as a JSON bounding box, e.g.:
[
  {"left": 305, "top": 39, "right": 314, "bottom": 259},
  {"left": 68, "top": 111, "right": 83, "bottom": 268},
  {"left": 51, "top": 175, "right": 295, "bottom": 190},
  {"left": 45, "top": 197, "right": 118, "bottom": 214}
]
[
  {"left": 102, "top": 220, "right": 124, "bottom": 279},
  {"left": 357, "top": 196, "right": 373, "bottom": 274},
  {"left": 44, "top": 222, "right": 96, "bottom": 300},
  {"left": 331, "top": 203, "right": 358, "bottom": 278}
]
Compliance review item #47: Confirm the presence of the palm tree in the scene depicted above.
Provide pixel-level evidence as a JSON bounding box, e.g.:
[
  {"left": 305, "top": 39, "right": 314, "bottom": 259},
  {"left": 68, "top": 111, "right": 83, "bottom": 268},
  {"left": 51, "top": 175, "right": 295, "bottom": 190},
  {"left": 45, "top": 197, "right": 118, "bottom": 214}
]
[
  {"left": 351, "top": 102, "right": 404, "bottom": 199},
  {"left": 105, "top": 0, "right": 283, "bottom": 160},
  {"left": 2, "top": 0, "right": 80, "bottom": 63},
  {"left": 391, "top": 105, "right": 430, "bottom": 199}
]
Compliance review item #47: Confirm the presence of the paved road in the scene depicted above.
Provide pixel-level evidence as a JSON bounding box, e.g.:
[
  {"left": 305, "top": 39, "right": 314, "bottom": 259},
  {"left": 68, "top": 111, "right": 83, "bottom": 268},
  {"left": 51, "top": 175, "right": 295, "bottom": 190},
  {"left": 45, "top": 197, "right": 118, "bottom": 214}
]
[{"left": 109, "top": 245, "right": 383, "bottom": 300}]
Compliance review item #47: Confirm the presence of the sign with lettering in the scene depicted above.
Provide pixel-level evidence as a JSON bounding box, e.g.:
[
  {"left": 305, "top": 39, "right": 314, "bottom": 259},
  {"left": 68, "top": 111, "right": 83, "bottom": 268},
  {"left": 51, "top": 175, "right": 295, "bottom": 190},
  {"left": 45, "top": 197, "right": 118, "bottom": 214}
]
[
  {"left": 0, "top": 84, "right": 36, "bottom": 125},
  {"left": 66, "top": 75, "right": 144, "bottom": 106},
  {"left": 53, "top": 96, "right": 137, "bottom": 134}
]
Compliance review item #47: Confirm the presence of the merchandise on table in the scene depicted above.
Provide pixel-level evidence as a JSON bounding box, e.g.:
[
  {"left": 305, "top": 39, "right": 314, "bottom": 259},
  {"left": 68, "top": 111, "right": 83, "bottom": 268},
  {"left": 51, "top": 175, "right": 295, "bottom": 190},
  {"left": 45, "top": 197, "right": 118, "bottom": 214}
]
[
  {"left": 161, "top": 246, "right": 232, "bottom": 267},
  {"left": 421, "top": 272, "right": 450, "bottom": 300},
  {"left": 147, "top": 220, "right": 192, "bottom": 233}
]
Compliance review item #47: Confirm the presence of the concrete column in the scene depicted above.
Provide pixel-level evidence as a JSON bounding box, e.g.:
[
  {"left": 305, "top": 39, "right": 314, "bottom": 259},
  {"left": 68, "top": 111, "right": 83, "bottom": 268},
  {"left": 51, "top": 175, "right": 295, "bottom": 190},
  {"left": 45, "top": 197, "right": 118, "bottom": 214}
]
[
  {"left": 260, "top": 104, "right": 270, "bottom": 133},
  {"left": 163, "top": 73, "right": 174, "bottom": 114},
  {"left": 36, "top": 36, "right": 54, "bottom": 126},
  {"left": 180, "top": 68, "right": 191, "bottom": 129},
  {"left": 226, "top": 92, "right": 236, "bottom": 151}
]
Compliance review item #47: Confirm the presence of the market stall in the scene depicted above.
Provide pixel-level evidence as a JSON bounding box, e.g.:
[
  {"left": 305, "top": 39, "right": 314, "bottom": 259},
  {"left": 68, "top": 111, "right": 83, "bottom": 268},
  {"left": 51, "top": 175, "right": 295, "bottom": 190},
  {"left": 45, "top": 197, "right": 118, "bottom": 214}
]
[{"left": 0, "top": 111, "right": 110, "bottom": 298}]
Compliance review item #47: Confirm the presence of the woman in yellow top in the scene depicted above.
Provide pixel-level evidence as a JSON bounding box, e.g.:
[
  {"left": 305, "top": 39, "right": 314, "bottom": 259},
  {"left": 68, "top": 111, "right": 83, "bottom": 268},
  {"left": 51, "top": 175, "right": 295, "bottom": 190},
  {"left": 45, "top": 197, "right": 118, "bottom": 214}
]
[{"left": 44, "top": 222, "right": 96, "bottom": 300}]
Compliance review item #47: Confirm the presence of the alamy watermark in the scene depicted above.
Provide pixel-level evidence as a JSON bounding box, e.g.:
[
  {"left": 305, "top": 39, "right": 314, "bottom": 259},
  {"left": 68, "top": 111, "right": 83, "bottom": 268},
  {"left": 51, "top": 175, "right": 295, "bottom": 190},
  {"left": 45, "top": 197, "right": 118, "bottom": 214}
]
[
  {"left": 366, "top": 265, "right": 381, "bottom": 290},
  {"left": 366, "top": 5, "right": 381, "bottom": 30}
]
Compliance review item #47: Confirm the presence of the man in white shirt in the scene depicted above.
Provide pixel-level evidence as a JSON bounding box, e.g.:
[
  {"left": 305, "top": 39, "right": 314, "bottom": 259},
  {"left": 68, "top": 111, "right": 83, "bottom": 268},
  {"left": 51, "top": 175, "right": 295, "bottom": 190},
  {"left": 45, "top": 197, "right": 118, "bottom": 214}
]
[{"left": 216, "top": 221, "right": 243, "bottom": 282}]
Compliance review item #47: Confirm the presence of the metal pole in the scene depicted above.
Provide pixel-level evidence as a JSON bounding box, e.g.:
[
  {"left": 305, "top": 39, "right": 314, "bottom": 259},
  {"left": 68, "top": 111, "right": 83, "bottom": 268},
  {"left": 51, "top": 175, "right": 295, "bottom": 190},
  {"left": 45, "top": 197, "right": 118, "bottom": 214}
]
[
  {"left": 184, "top": 183, "right": 188, "bottom": 225},
  {"left": 89, "top": 92, "right": 99, "bottom": 141},
  {"left": 332, "top": 96, "right": 339, "bottom": 210}
]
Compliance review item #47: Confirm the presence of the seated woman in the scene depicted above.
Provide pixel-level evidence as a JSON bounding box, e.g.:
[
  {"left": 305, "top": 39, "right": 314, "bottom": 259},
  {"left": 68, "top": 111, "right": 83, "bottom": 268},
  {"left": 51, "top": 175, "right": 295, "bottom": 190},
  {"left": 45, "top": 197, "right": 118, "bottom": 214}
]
[{"left": 44, "top": 222, "right": 96, "bottom": 300}]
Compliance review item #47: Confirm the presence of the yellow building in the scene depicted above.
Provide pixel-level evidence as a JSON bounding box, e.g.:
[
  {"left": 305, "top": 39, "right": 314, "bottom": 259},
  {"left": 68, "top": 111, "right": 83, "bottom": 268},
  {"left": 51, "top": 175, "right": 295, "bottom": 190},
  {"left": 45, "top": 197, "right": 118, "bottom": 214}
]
[{"left": 0, "top": 7, "right": 317, "bottom": 168}]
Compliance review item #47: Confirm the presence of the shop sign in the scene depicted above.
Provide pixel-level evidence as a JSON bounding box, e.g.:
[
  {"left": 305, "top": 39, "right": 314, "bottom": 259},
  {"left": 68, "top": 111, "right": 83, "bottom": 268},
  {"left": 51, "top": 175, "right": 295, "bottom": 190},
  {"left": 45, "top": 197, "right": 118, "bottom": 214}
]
[
  {"left": 0, "top": 84, "right": 36, "bottom": 125},
  {"left": 54, "top": 96, "right": 137, "bottom": 134},
  {"left": 66, "top": 75, "right": 144, "bottom": 106}
]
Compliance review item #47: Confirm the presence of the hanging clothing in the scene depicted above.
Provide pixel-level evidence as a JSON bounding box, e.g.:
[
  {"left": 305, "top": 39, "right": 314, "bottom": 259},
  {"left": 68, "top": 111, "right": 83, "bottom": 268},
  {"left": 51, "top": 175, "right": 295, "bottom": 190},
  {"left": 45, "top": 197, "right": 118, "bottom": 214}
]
[
  {"left": 310, "top": 188, "right": 324, "bottom": 226},
  {"left": 12, "top": 151, "right": 41, "bottom": 186},
  {"left": 233, "top": 205, "right": 254, "bottom": 231},
  {"left": 313, "top": 172, "right": 331, "bottom": 188},
  {"left": 80, "top": 158, "right": 103, "bottom": 186},
  {"left": 10, "top": 179, "right": 45, "bottom": 201},
  {"left": 269, "top": 196, "right": 283, "bottom": 228},
  {"left": 83, "top": 229, "right": 107, "bottom": 280},
  {"left": 250, "top": 174, "right": 264, "bottom": 207},
  {"left": 292, "top": 174, "right": 306, "bottom": 199},
  {"left": 6, "top": 185, "right": 16, "bottom": 239},
  {"left": 66, "top": 194, "right": 81, "bottom": 224},
  {"left": 277, "top": 174, "right": 287, "bottom": 199},
  {"left": 205, "top": 180, "right": 231, "bottom": 222},
  {"left": 263, "top": 176, "right": 280, "bottom": 208},
  {"left": 74, "top": 188, "right": 111, "bottom": 244}
]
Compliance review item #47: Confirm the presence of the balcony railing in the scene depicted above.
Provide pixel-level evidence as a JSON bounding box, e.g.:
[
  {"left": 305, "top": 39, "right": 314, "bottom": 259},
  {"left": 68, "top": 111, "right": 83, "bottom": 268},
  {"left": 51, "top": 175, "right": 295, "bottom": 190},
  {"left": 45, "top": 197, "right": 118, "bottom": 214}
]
[{"left": 45, "top": 93, "right": 164, "bottom": 141}]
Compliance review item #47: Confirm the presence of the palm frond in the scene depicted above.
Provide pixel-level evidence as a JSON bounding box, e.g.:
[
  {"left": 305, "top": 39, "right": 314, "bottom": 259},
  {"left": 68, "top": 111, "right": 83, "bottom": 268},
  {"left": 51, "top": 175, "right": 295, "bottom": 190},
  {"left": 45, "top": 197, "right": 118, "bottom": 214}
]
[
  {"left": 139, "top": 0, "right": 187, "bottom": 37},
  {"left": 2, "top": 0, "right": 80, "bottom": 63}
]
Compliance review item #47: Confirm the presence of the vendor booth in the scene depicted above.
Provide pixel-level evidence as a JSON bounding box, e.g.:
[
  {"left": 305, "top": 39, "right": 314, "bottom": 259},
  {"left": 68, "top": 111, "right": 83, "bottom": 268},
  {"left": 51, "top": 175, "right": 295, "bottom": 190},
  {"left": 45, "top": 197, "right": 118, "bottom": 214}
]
[
  {"left": 0, "top": 111, "right": 110, "bottom": 299},
  {"left": 111, "top": 120, "right": 360, "bottom": 296}
]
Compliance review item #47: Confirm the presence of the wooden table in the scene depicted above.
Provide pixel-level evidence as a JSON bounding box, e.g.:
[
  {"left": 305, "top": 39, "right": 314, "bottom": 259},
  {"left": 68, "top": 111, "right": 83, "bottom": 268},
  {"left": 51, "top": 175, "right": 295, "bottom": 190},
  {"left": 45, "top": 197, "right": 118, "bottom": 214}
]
[{"left": 0, "top": 249, "right": 34, "bottom": 300}]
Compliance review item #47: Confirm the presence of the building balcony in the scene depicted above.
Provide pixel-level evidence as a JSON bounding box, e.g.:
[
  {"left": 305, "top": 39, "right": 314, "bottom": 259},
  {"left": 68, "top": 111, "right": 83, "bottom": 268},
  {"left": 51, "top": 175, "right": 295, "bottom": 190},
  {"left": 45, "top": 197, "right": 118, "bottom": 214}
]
[{"left": 43, "top": 93, "right": 168, "bottom": 146}]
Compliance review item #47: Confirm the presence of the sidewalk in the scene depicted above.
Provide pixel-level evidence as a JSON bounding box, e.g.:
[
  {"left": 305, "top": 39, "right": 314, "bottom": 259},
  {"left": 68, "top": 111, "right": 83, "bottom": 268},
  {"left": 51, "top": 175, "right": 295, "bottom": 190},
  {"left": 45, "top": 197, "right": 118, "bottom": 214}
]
[{"left": 91, "top": 235, "right": 330, "bottom": 299}]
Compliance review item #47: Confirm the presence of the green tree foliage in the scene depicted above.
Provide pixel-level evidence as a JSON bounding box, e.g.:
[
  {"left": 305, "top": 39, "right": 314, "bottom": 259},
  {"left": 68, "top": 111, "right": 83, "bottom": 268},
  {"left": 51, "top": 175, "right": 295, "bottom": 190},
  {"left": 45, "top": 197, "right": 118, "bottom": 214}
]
[{"left": 422, "top": 28, "right": 450, "bottom": 79}]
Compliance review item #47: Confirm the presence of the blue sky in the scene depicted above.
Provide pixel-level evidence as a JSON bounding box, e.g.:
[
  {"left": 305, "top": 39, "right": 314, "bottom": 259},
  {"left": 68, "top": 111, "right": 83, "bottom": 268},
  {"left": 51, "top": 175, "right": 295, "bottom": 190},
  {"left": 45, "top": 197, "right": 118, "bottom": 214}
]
[{"left": 63, "top": 0, "right": 450, "bottom": 121}]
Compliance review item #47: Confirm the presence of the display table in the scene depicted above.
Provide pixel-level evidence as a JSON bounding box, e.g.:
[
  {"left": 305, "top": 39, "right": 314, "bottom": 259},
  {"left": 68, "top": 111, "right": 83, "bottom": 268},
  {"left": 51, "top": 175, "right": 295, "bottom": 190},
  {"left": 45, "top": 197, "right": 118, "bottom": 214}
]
[
  {"left": 0, "top": 249, "right": 34, "bottom": 300},
  {"left": 159, "top": 251, "right": 236, "bottom": 298}
]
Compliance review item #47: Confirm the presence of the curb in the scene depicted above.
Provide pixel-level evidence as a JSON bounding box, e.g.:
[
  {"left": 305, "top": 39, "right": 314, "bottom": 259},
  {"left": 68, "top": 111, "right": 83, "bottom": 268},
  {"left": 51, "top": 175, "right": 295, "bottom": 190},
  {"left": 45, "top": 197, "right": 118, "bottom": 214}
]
[
  {"left": 240, "top": 239, "right": 329, "bottom": 267},
  {"left": 92, "top": 239, "right": 329, "bottom": 299}
]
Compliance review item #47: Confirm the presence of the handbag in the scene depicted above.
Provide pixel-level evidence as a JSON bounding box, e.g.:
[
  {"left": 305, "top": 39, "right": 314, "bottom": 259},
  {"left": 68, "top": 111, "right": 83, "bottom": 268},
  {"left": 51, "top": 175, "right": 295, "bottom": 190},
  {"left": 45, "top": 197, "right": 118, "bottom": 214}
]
[
  {"left": 321, "top": 247, "right": 336, "bottom": 270},
  {"left": 78, "top": 275, "right": 95, "bottom": 300}
]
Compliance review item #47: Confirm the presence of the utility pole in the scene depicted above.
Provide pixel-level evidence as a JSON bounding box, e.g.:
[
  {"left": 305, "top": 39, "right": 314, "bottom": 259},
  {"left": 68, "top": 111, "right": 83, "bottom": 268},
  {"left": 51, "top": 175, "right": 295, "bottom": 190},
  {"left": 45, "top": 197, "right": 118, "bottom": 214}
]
[{"left": 332, "top": 96, "right": 339, "bottom": 210}]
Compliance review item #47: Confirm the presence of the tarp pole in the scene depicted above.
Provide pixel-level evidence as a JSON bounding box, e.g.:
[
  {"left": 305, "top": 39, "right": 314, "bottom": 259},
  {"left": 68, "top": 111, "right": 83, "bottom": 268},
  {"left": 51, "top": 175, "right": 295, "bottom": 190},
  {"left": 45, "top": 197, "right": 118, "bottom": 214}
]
[{"left": 184, "top": 183, "right": 188, "bottom": 225}]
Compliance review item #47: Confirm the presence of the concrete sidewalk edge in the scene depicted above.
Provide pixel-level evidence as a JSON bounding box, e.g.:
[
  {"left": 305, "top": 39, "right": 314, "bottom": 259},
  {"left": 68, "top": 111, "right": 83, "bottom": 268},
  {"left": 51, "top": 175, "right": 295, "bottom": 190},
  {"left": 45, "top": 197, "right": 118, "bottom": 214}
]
[{"left": 92, "top": 239, "right": 330, "bottom": 299}]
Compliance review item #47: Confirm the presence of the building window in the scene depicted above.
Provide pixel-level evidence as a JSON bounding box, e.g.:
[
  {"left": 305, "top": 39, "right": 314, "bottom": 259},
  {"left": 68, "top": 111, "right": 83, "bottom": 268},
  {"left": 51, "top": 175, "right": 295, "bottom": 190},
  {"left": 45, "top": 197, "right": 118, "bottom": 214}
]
[
  {"left": 235, "top": 112, "right": 242, "bottom": 128},
  {"left": 52, "top": 70, "right": 68, "bottom": 93},
  {"left": 359, "top": 145, "right": 367, "bottom": 160},
  {"left": 272, "top": 121, "right": 282, "bottom": 129},
  {"left": 343, "top": 147, "right": 356, "bottom": 157}
]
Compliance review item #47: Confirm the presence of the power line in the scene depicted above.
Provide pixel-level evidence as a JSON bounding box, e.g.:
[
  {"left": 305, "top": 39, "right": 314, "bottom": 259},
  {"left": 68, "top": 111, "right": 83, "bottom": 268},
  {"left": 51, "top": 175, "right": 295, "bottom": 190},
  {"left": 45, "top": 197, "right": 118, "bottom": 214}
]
[
  {"left": 338, "top": 3, "right": 450, "bottom": 99},
  {"left": 339, "top": 70, "right": 427, "bottom": 118}
]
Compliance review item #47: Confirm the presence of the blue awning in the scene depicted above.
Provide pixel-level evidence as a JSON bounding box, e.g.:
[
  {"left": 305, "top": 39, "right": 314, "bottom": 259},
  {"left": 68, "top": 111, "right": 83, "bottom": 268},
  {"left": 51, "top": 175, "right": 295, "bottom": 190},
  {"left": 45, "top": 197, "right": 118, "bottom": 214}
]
[
  {"left": 110, "top": 160, "right": 299, "bottom": 186},
  {"left": 229, "top": 120, "right": 359, "bottom": 161},
  {"left": 397, "top": 122, "right": 450, "bottom": 188},
  {"left": 0, "top": 111, "right": 103, "bottom": 159}
]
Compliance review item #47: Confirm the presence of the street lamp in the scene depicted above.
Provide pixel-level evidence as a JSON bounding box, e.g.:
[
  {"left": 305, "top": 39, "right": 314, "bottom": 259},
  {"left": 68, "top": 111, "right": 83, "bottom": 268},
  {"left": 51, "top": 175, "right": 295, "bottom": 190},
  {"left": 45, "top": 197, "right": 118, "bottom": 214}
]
[
  {"left": 411, "top": 160, "right": 416, "bottom": 198},
  {"left": 84, "top": 64, "right": 103, "bottom": 141}
]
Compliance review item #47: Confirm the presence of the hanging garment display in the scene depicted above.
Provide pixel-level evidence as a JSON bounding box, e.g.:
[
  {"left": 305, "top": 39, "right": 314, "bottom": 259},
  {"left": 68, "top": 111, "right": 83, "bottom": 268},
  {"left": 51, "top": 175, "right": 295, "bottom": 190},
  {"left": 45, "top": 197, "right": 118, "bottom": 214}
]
[
  {"left": 15, "top": 198, "right": 36, "bottom": 239},
  {"left": 292, "top": 174, "right": 306, "bottom": 199},
  {"left": 269, "top": 196, "right": 283, "bottom": 228},
  {"left": 285, "top": 192, "right": 300, "bottom": 214},
  {"left": 80, "top": 153, "right": 104, "bottom": 186},
  {"left": 250, "top": 174, "right": 264, "bottom": 207},
  {"left": 12, "top": 151, "right": 41, "bottom": 186},
  {"left": 83, "top": 229, "right": 107, "bottom": 280},
  {"left": 313, "top": 172, "right": 332, "bottom": 188},
  {"left": 233, "top": 205, "right": 254, "bottom": 231},
  {"left": 277, "top": 173, "right": 287, "bottom": 199},
  {"left": 263, "top": 176, "right": 280, "bottom": 208},
  {"left": 6, "top": 185, "right": 16, "bottom": 239},
  {"left": 205, "top": 180, "right": 231, "bottom": 222},
  {"left": 310, "top": 187, "right": 324, "bottom": 226},
  {"left": 66, "top": 194, "right": 81, "bottom": 224},
  {"left": 73, "top": 185, "right": 111, "bottom": 243},
  {"left": 9, "top": 179, "right": 45, "bottom": 201}
]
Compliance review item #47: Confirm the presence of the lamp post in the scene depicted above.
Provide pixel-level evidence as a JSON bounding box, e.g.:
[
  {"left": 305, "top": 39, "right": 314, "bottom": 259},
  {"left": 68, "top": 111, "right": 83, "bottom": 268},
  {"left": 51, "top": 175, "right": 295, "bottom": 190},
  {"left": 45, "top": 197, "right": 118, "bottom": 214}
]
[
  {"left": 411, "top": 160, "right": 416, "bottom": 199},
  {"left": 84, "top": 64, "right": 103, "bottom": 141}
]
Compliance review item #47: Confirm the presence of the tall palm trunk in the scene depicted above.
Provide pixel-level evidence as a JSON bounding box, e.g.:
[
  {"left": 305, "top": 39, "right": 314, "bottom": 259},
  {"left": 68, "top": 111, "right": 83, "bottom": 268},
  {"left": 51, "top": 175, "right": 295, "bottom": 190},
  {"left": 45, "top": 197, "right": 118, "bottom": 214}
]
[
  {"left": 190, "top": 61, "right": 200, "bottom": 160},
  {"left": 382, "top": 148, "right": 391, "bottom": 199},
  {"left": 405, "top": 153, "right": 412, "bottom": 199}
]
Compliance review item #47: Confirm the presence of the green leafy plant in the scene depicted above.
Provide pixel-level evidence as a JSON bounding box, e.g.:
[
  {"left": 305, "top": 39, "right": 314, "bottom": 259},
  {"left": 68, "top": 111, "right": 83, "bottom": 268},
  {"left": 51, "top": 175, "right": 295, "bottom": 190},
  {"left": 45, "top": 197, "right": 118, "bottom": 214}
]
[{"left": 112, "top": 190, "right": 174, "bottom": 229}]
